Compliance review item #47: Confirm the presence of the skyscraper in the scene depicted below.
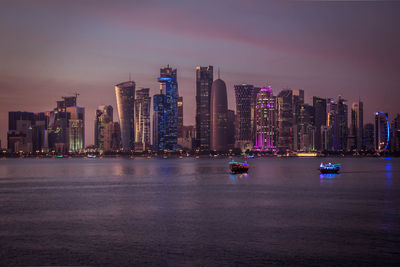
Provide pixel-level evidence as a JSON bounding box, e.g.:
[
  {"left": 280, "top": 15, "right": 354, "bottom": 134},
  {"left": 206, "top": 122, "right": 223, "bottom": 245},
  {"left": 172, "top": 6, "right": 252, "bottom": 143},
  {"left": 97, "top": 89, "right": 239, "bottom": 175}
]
[
  {"left": 254, "top": 86, "right": 276, "bottom": 151},
  {"left": 391, "top": 114, "right": 400, "bottom": 152},
  {"left": 210, "top": 78, "right": 228, "bottom": 151},
  {"left": 94, "top": 105, "right": 113, "bottom": 150},
  {"left": 351, "top": 101, "right": 363, "bottom": 151},
  {"left": 104, "top": 122, "right": 122, "bottom": 152},
  {"left": 227, "top": 110, "right": 236, "bottom": 149},
  {"left": 313, "top": 97, "right": 327, "bottom": 151},
  {"left": 375, "top": 112, "right": 390, "bottom": 152},
  {"left": 291, "top": 89, "right": 304, "bottom": 151},
  {"left": 195, "top": 66, "right": 213, "bottom": 150},
  {"left": 135, "top": 88, "right": 151, "bottom": 151},
  {"left": 234, "top": 84, "right": 255, "bottom": 152},
  {"left": 276, "top": 90, "right": 293, "bottom": 153},
  {"left": 298, "top": 103, "right": 315, "bottom": 152},
  {"left": 115, "top": 81, "right": 135, "bottom": 151},
  {"left": 153, "top": 93, "right": 169, "bottom": 152},
  {"left": 67, "top": 106, "right": 85, "bottom": 151},
  {"left": 363, "top": 123, "right": 374, "bottom": 151},
  {"left": 336, "top": 96, "right": 348, "bottom": 151},
  {"left": 177, "top": 96, "right": 183, "bottom": 139},
  {"left": 156, "top": 65, "right": 178, "bottom": 151}
]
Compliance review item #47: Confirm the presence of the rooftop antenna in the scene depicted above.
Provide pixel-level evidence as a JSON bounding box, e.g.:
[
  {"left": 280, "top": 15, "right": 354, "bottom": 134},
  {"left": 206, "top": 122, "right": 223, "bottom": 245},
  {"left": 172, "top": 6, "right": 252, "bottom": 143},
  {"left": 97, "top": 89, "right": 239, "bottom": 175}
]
[
  {"left": 218, "top": 67, "right": 220, "bottom": 79},
  {"left": 129, "top": 72, "right": 131, "bottom": 81}
]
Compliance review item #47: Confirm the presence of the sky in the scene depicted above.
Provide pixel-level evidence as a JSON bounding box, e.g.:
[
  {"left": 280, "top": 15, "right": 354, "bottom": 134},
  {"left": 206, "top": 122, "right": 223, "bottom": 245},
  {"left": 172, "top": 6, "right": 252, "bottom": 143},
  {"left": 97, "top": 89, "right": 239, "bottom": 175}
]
[{"left": 1, "top": 0, "right": 400, "bottom": 146}]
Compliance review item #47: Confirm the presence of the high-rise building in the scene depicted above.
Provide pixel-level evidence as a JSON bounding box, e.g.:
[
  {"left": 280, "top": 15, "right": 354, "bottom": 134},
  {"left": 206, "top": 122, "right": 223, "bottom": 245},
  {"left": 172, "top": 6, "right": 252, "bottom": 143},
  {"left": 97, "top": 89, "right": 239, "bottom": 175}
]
[
  {"left": 298, "top": 104, "right": 315, "bottom": 152},
  {"left": 210, "top": 78, "right": 228, "bottom": 152},
  {"left": 156, "top": 65, "right": 178, "bottom": 151},
  {"left": 46, "top": 95, "right": 83, "bottom": 153},
  {"left": 336, "top": 96, "right": 348, "bottom": 151},
  {"left": 115, "top": 81, "right": 135, "bottom": 152},
  {"left": 351, "top": 101, "right": 363, "bottom": 151},
  {"left": 94, "top": 105, "right": 113, "bottom": 150},
  {"left": 227, "top": 110, "right": 236, "bottom": 149},
  {"left": 313, "top": 97, "right": 327, "bottom": 151},
  {"left": 135, "top": 88, "right": 151, "bottom": 152},
  {"left": 234, "top": 84, "right": 255, "bottom": 152},
  {"left": 251, "top": 87, "right": 261, "bottom": 146},
  {"left": 177, "top": 96, "right": 183, "bottom": 138},
  {"left": 391, "top": 114, "right": 400, "bottom": 152},
  {"left": 104, "top": 122, "right": 122, "bottom": 152},
  {"left": 276, "top": 90, "right": 293, "bottom": 153},
  {"left": 195, "top": 66, "right": 213, "bottom": 150},
  {"left": 67, "top": 106, "right": 85, "bottom": 151},
  {"left": 153, "top": 93, "right": 169, "bottom": 152},
  {"left": 254, "top": 86, "right": 276, "bottom": 151},
  {"left": 375, "top": 112, "right": 390, "bottom": 152},
  {"left": 291, "top": 89, "right": 304, "bottom": 151},
  {"left": 363, "top": 123, "right": 374, "bottom": 151}
]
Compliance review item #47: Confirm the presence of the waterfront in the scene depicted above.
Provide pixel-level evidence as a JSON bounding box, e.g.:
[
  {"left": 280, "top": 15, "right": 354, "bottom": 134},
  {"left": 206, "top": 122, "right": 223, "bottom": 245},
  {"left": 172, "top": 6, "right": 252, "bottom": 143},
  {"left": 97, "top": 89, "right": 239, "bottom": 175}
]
[{"left": 0, "top": 158, "right": 399, "bottom": 266}]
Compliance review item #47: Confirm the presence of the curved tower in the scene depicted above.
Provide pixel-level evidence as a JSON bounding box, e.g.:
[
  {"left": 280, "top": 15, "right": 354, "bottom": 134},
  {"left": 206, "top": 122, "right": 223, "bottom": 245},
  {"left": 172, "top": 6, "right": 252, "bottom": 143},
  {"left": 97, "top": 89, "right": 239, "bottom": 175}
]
[
  {"left": 210, "top": 79, "right": 228, "bottom": 151},
  {"left": 254, "top": 86, "right": 276, "bottom": 151},
  {"left": 115, "top": 81, "right": 135, "bottom": 151},
  {"left": 375, "top": 112, "right": 390, "bottom": 152}
]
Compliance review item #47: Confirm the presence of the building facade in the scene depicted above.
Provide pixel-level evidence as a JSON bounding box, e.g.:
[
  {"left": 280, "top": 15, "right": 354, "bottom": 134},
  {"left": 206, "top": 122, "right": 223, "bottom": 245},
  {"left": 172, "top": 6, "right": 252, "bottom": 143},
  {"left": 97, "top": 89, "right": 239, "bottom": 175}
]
[
  {"left": 94, "top": 105, "right": 113, "bottom": 150},
  {"left": 313, "top": 97, "right": 326, "bottom": 151},
  {"left": 210, "top": 78, "right": 228, "bottom": 152},
  {"left": 135, "top": 88, "right": 151, "bottom": 152},
  {"left": 115, "top": 81, "right": 135, "bottom": 151},
  {"left": 234, "top": 84, "right": 255, "bottom": 152},
  {"left": 254, "top": 87, "right": 276, "bottom": 151},
  {"left": 351, "top": 101, "right": 363, "bottom": 151},
  {"left": 195, "top": 66, "right": 213, "bottom": 150}
]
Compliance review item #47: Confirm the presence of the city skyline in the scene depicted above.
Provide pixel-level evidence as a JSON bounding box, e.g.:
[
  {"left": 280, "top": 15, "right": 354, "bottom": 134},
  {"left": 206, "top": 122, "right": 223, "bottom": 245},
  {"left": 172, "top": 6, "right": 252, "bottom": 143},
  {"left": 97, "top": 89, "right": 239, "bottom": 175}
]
[{"left": 1, "top": 0, "right": 400, "bottom": 145}]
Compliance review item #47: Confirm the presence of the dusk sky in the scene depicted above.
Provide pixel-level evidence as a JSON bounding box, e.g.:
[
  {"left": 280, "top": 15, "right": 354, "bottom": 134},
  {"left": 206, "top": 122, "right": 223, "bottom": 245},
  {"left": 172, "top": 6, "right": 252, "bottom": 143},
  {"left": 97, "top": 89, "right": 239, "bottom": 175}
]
[{"left": 1, "top": 0, "right": 399, "bottom": 146}]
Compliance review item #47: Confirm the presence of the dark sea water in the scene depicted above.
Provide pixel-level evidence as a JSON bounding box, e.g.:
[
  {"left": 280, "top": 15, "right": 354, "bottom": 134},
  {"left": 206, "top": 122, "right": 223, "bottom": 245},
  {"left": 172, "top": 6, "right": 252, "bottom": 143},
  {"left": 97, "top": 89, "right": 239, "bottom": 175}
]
[{"left": 0, "top": 157, "right": 399, "bottom": 266}]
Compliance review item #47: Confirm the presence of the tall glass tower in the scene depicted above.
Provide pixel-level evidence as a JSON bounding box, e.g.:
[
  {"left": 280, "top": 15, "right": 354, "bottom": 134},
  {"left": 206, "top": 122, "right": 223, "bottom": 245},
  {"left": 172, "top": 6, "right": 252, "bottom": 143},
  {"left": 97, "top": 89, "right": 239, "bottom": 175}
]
[
  {"left": 135, "top": 88, "right": 151, "bottom": 151},
  {"left": 195, "top": 66, "right": 213, "bottom": 150},
  {"left": 254, "top": 87, "right": 276, "bottom": 151},
  {"left": 234, "top": 84, "right": 255, "bottom": 151},
  {"left": 115, "top": 81, "right": 135, "bottom": 151},
  {"left": 210, "top": 78, "right": 228, "bottom": 152},
  {"left": 155, "top": 65, "right": 178, "bottom": 151}
]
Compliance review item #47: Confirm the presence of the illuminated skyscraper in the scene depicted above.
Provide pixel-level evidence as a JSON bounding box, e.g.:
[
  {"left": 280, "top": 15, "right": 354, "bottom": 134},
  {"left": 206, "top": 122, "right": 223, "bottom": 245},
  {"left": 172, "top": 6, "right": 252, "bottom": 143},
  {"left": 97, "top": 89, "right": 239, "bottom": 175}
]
[
  {"left": 210, "top": 78, "right": 228, "bottom": 151},
  {"left": 94, "top": 105, "right": 113, "bottom": 150},
  {"left": 313, "top": 97, "right": 326, "bottom": 151},
  {"left": 291, "top": 89, "right": 304, "bottom": 151},
  {"left": 177, "top": 96, "right": 183, "bottom": 138},
  {"left": 153, "top": 93, "right": 169, "bottom": 152},
  {"left": 135, "top": 88, "right": 151, "bottom": 151},
  {"left": 351, "top": 101, "right": 363, "bottom": 151},
  {"left": 375, "top": 112, "right": 390, "bottom": 152},
  {"left": 156, "top": 65, "right": 178, "bottom": 151},
  {"left": 115, "top": 81, "right": 135, "bottom": 151},
  {"left": 234, "top": 84, "right": 255, "bottom": 151},
  {"left": 254, "top": 86, "right": 276, "bottom": 151},
  {"left": 67, "top": 106, "right": 85, "bottom": 151},
  {"left": 195, "top": 66, "right": 213, "bottom": 150}
]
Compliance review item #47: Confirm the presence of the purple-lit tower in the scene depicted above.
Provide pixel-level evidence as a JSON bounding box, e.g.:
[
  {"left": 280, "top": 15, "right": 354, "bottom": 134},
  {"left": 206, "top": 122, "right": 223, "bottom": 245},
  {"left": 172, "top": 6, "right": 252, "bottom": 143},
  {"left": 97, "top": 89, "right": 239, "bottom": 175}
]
[{"left": 254, "top": 86, "right": 276, "bottom": 151}]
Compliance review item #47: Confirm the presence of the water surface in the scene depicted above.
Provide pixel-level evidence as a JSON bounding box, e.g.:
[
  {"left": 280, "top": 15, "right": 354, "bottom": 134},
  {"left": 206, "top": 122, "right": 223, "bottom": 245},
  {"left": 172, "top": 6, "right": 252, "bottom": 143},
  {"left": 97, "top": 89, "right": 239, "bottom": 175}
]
[{"left": 0, "top": 157, "right": 399, "bottom": 266}]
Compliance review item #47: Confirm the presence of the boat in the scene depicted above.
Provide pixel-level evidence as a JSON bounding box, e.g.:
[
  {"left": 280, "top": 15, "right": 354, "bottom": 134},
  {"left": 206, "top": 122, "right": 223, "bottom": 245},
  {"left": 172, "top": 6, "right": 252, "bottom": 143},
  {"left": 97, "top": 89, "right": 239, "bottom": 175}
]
[
  {"left": 242, "top": 154, "right": 254, "bottom": 159},
  {"left": 87, "top": 154, "right": 96, "bottom": 158},
  {"left": 319, "top": 162, "right": 341, "bottom": 174},
  {"left": 229, "top": 160, "right": 249, "bottom": 174}
]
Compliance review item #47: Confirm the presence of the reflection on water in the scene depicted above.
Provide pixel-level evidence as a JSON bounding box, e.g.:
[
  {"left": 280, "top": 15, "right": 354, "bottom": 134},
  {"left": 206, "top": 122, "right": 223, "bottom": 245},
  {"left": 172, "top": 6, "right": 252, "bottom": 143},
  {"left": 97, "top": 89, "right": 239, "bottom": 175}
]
[{"left": 0, "top": 157, "right": 399, "bottom": 266}]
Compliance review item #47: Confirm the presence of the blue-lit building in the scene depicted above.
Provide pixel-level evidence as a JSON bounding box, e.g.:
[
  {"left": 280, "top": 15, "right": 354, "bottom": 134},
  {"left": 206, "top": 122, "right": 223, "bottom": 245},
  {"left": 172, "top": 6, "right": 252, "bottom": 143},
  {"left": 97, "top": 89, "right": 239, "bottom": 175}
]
[{"left": 153, "top": 65, "right": 178, "bottom": 151}]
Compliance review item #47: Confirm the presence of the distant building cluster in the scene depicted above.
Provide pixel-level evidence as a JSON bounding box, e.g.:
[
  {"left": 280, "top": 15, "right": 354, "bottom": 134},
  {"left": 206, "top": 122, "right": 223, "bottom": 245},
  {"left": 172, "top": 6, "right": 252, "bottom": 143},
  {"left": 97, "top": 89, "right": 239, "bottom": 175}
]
[{"left": 4, "top": 65, "right": 400, "bottom": 155}]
